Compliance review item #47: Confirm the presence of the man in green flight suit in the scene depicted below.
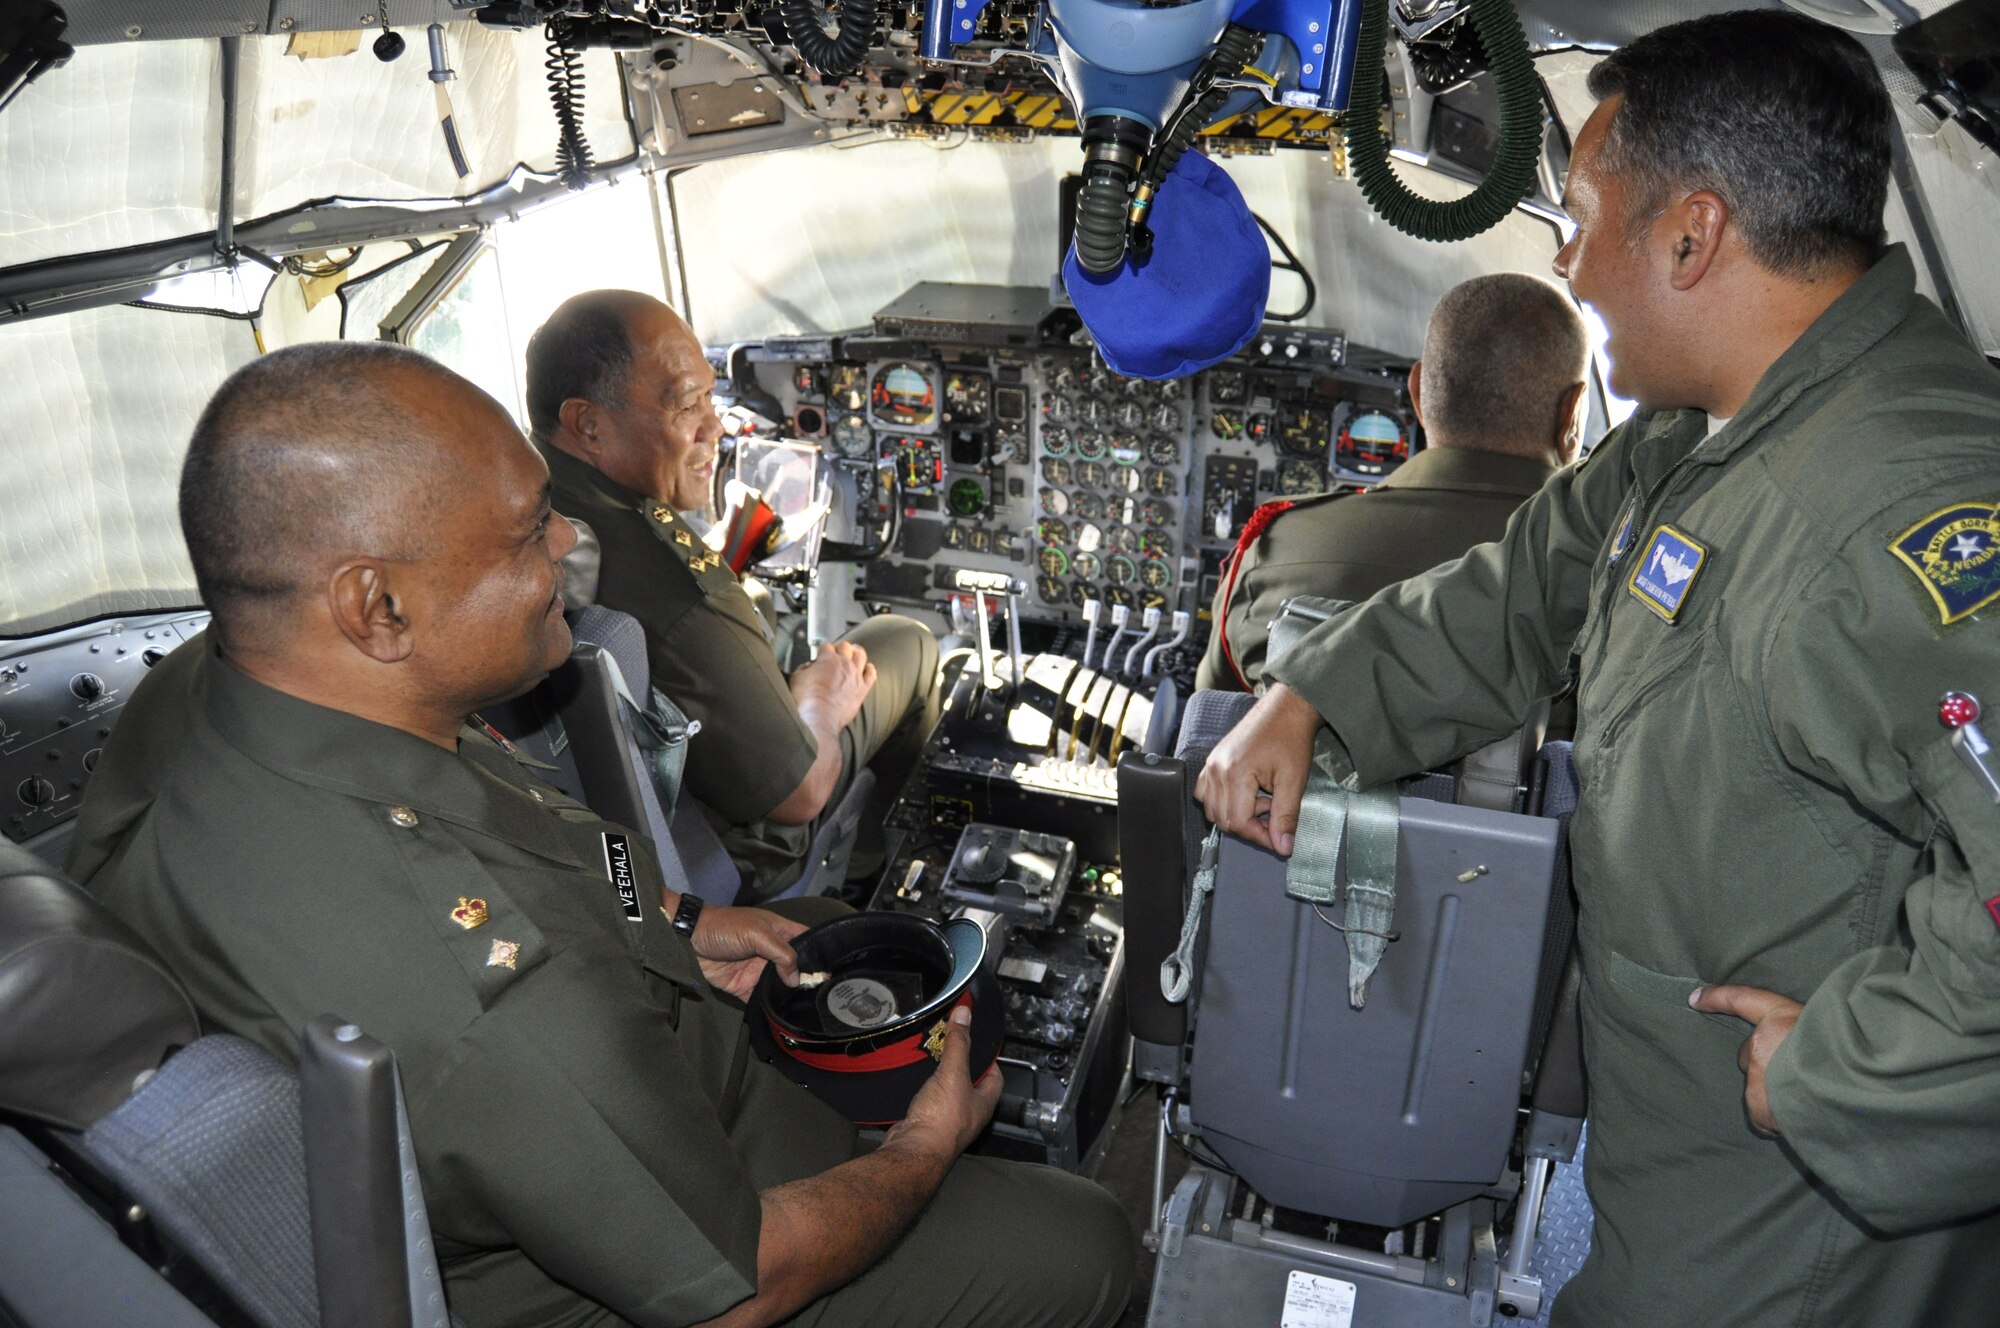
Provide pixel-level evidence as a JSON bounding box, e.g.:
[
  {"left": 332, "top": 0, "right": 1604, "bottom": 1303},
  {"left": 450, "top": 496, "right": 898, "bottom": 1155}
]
[
  {"left": 1197, "top": 13, "right": 2000, "bottom": 1327},
  {"left": 68, "top": 342, "right": 1133, "bottom": 1328},
  {"left": 1195, "top": 272, "right": 1588, "bottom": 691},
  {"left": 524, "top": 292, "right": 938, "bottom": 903}
]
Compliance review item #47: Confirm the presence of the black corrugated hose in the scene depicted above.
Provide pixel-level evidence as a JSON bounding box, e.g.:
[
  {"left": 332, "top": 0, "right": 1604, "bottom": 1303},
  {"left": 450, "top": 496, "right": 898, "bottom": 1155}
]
[
  {"left": 1345, "top": 0, "right": 1542, "bottom": 240},
  {"left": 783, "top": 0, "right": 878, "bottom": 77},
  {"left": 1142, "top": 25, "right": 1265, "bottom": 192}
]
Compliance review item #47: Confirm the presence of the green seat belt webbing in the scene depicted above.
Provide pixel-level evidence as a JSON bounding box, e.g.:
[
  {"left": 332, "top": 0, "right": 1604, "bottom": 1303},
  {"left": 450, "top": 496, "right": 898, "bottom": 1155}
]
[
  {"left": 1286, "top": 736, "right": 1401, "bottom": 1008},
  {"left": 1161, "top": 825, "right": 1222, "bottom": 1005}
]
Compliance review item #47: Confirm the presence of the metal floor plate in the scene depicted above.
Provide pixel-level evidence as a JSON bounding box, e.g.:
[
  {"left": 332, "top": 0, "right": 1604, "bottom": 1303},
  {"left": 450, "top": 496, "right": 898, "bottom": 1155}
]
[{"left": 1521, "top": 1126, "right": 1593, "bottom": 1327}]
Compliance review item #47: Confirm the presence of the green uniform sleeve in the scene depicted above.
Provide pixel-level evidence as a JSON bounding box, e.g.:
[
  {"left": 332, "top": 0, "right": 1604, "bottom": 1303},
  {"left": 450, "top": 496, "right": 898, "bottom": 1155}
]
[
  {"left": 411, "top": 953, "right": 764, "bottom": 1326},
  {"left": 1759, "top": 474, "right": 2000, "bottom": 1233},
  {"left": 1265, "top": 428, "right": 1637, "bottom": 782},
  {"left": 640, "top": 586, "right": 818, "bottom": 826}
]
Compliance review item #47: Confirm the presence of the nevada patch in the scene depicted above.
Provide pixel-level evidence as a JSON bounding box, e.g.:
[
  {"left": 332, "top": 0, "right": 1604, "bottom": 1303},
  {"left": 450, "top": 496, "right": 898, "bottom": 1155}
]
[
  {"left": 1889, "top": 501, "right": 2000, "bottom": 626},
  {"left": 1628, "top": 525, "right": 1707, "bottom": 622}
]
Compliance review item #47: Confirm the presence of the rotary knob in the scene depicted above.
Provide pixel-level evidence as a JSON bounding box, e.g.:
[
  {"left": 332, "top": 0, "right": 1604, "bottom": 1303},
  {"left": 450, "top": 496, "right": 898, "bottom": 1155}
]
[
  {"left": 141, "top": 647, "right": 169, "bottom": 668},
  {"left": 17, "top": 777, "right": 55, "bottom": 807},
  {"left": 70, "top": 672, "right": 105, "bottom": 701}
]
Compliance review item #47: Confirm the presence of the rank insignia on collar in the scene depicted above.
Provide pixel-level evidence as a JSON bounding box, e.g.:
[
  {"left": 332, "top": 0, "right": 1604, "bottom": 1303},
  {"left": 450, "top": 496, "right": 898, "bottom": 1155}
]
[
  {"left": 1628, "top": 525, "right": 1707, "bottom": 622},
  {"left": 674, "top": 528, "right": 694, "bottom": 548},
  {"left": 1607, "top": 496, "right": 1640, "bottom": 566},
  {"left": 450, "top": 897, "right": 489, "bottom": 930},
  {"left": 486, "top": 938, "right": 521, "bottom": 969},
  {"left": 1889, "top": 500, "right": 2000, "bottom": 626}
]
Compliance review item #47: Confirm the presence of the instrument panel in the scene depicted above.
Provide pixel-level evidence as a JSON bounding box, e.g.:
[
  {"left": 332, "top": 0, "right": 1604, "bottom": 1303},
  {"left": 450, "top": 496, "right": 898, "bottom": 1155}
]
[{"left": 742, "top": 285, "right": 1421, "bottom": 632}]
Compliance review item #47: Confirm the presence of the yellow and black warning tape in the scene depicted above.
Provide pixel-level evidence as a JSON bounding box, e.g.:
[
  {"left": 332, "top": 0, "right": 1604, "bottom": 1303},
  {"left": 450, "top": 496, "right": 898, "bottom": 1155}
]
[{"left": 888, "top": 87, "right": 1341, "bottom": 146}]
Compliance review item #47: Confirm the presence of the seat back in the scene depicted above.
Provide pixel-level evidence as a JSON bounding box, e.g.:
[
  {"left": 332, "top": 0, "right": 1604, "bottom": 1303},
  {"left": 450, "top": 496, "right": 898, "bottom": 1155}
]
[
  {"left": 0, "top": 845, "right": 445, "bottom": 1328},
  {"left": 1137, "top": 595, "right": 1573, "bottom": 1230}
]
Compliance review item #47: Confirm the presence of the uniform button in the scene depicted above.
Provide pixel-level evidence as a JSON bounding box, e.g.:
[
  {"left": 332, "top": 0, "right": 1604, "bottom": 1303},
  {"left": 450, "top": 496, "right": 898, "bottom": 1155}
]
[
  {"left": 529, "top": 789, "right": 545, "bottom": 803},
  {"left": 388, "top": 806, "right": 420, "bottom": 828}
]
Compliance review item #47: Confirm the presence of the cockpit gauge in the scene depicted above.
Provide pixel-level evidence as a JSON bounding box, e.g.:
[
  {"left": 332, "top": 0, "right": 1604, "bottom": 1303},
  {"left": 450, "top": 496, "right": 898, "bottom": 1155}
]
[
  {"left": 1337, "top": 409, "right": 1412, "bottom": 476},
  {"left": 1141, "top": 497, "right": 1175, "bottom": 527},
  {"left": 872, "top": 363, "right": 937, "bottom": 429},
  {"left": 831, "top": 413, "right": 873, "bottom": 458},
  {"left": 1139, "top": 558, "right": 1173, "bottom": 591},
  {"left": 1037, "top": 517, "right": 1071, "bottom": 546},
  {"left": 1074, "top": 522, "right": 1105, "bottom": 554},
  {"left": 1107, "top": 525, "right": 1141, "bottom": 556},
  {"left": 1041, "top": 425, "right": 1074, "bottom": 458},
  {"left": 1243, "top": 412, "right": 1272, "bottom": 443},
  {"left": 1072, "top": 491, "right": 1105, "bottom": 522},
  {"left": 1208, "top": 370, "right": 1248, "bottom": 405},
  {"left": 1116, "top": 400, "right": 1146, "bottom": 431},
  {"left": 944, "top": 524, "right": 968, "bottom": 551},
  {"left": 994, "top": 385, "right": 1028, "bottom": 423},
  {"left": 1037, "top": 546, "right": 1070, "bottom": 577},
  {"left": 1145, "top": 435, "right": 1179, "bottom": 466},
  {"left": 1103, "top": 584, "right": 1135, "bottom": 609},
  {"left": 893, "top": 436, "right": 944, "bottom": 491},
  {"left": 1044, "top": 394, "right": 1075, "bottom": 424},
  {"left": 1150, "top": 405, "right": 1182, "bottom": 434},
  {"left": 1210, "top": 408, "right": 1245, "bottom": 440},
  {"left": 989, "top": 428, "right": 1025, "bottom": 466},
  {"left": 1278, "top": 408, "right": 1331, "bottom": 457},
  {"left": 1140, "top": 530, "right": 1174, "bottom": 561},
  {"left": 1075, "top": 460, "right": 1107, "bottom": 488},
  {"left": 1109, "top": 436, "right": 1143, "bottom": 467},
  {"left": 1041, "top": 456, "right": 1073, "bottom": 485},
  {"left": 1037, "top": 574, "right": 1067, "bottom": 603},
  {"left": 1049, "top": 362, "right": 1085, "bottom": 394},
  {"left": 1106, "top": 495, "right": 1138, "bottom": 527},
  {"left": 1081, "top": 398, "right": 1110, "bottom": 428},
  {"left": 947, "top": 478, "right": 988, "bottom": 517},
  {"left": 942, "top": 372, "right": 991, "bottom": 425},
  {"left": 1072, "top": 551, "right": 1102, "bottom": 581},
  {"left": 1143, "top": 467, "right": 1176, "bottom": 496},
  {"left": 1088, "top": 367, "right": 1117, "bottom": 395},
  {"left": 1075, "top": 431, "right": 1110, "bottom": 461},
  {"left": 1040, "top": 487, "right": 1072, "bottom": 518},
  {"left": 1277, "top": 458, "right": 1325, "bottom": 496},
  {"left": 1154, "top": 377, "right": 1184, "bottom": 401},
  {"left": 793, "top": 365, "right": 823, "bottom": 397},
  {"left": 829, "top": 364, "right": 867, "bottom": 412},
  {"left": 1071, "top": 582, "right": 1095, "bottom": 608},
  {"left": 1107, "top": 465, "right": 1142, "bottom": 494},
  {"left": 1105, "top": 555, "right": 1138, "bottom": 586}
]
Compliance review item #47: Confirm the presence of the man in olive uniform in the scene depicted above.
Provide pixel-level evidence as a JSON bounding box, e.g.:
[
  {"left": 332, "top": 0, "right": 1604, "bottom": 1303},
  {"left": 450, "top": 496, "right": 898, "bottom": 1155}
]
[
  {"left": 67, "top": 343, "right": 1133, "bottom": 1328},
  {"left": 1198, "top": 14, "right": 2000, "bottom": 1327},
  {"left": 524, "top": 292, "right": 937, "bottom": 902},
  {"left": 1195, "top": 273, "right": 1588, "bottom": 691}
]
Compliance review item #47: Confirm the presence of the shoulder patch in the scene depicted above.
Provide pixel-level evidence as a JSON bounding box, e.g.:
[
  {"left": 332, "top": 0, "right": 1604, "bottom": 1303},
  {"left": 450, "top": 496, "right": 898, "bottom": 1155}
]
[{"left": 1889, "top": 500, "right": 2000, "bottom": 627}]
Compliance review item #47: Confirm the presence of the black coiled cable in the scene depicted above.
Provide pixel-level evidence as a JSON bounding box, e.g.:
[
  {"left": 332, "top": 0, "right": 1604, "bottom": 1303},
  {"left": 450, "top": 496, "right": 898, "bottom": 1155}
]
[
  {"left": 781, "top": 0, "right": 877, "bottom": 78},
  {"left": 1142, "top": 25, "right": 1264, "bottom": 192},
  {"left": 545, "top": 18, "right": 594, "bottom": 191}
]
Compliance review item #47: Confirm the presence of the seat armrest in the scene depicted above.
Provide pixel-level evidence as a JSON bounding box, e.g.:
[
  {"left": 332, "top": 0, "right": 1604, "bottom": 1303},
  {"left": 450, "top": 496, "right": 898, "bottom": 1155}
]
[{"left": 1116, "top": 751, "right": 1192, "bottom": 1082}]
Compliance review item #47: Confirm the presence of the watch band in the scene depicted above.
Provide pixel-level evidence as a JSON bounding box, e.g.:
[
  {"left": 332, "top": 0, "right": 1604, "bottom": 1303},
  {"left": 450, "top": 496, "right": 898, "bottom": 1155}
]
[{"left": 672, "top": 892, "right": 705, "bottom": 938}]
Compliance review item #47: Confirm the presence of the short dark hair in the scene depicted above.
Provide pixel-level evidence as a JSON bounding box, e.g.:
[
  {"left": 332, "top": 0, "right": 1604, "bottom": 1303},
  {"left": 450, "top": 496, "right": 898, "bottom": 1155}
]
[
  {"left": 1587, "top": 10, "right": 1892, "bottom": 277},
  {"left": 523, "top": 290, "right": 656, "bottom": 443},
  {"left": 180, "top": 341, "right": 460, "bottom": 647},
  {"left": 1422, "top": 273, "right": 1588, "bottom": 454}
]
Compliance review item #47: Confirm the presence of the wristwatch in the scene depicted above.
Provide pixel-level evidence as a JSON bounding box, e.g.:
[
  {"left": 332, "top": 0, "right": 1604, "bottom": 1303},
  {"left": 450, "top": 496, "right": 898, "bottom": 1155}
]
[{"left": 672, "top": 892, "right": 705, "bottom": 939}]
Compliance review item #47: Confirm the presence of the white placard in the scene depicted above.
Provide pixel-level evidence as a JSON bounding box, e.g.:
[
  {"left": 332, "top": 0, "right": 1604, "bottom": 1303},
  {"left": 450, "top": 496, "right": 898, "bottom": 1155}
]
[{"left": 1280, "top": 1270, "right": 1357, "bottom": 1328}]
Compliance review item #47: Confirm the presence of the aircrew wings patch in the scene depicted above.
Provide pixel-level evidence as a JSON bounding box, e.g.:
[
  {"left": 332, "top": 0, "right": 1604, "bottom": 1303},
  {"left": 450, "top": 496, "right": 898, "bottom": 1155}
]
[{"left": 1889, "top": 500, "right": 2000, "bottom": 627}]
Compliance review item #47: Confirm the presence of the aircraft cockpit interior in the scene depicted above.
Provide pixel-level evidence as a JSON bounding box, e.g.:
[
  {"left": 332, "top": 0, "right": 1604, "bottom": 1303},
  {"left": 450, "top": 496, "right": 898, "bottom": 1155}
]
[{"left": 2, "top": 0, "right": 1997, "bottom": 1325}]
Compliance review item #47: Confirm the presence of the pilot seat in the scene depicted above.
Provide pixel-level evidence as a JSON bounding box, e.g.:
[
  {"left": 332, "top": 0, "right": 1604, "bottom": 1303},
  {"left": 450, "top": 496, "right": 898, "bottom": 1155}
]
[{"left": 1117, "top": 595, "right": 1592, "bottom": 1326}]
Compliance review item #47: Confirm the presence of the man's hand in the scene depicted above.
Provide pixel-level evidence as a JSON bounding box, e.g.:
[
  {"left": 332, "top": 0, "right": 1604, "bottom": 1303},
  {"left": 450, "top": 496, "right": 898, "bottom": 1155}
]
[
  {"left": 1193, "top": 682, "right": 1323, "bottom": 857},
  {"left": 1689, "top": 983, "right": 1804, "bottom": 1137},
  {"left": 885, "top": 1005, "right": 1003, "bottom": 1162},
  {"left": 683, "top": 899, "right": 808, "bottom": 1002},
  {"left": 790, "top": 640, "right": 876, "bottom": 732}
]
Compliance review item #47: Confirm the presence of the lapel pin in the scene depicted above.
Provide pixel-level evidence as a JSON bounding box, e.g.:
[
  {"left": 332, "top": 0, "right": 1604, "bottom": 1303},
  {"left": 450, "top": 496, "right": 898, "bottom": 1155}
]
[{"left": 450, "top": 897, "right": 488, "bottom": 929}]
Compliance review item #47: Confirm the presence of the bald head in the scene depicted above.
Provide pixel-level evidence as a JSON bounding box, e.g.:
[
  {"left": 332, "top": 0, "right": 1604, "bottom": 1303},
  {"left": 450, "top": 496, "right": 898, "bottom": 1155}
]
[
  {"left": 1417, "top": 274, "right": 1590, "bottom": 458},
  {"left": 524, "top": 289, "right": 684, "bottom": 445},
  {"left": 179, "top": 341, "right": 491, "bottom": 651}
]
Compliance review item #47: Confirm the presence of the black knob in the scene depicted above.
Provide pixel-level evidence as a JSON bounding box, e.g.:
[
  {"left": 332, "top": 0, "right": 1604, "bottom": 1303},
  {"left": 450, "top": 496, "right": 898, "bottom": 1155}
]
[
  {"left": 71, "top": 672, "right": 104, "bottom": 700},
  {"left": 141, "top": 647, "right": 168, "bottom": 668},
  {"left": 373, "top": 28, "right": 406, "bottom": 61},
  {"left": 18, "top": 777, "right": 55, "bottom": 807}
]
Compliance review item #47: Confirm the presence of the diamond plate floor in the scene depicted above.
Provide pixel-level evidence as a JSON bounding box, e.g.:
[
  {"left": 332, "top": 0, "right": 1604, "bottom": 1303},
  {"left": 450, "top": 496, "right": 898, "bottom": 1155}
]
[{"left": 1520, "top": 1125, "right": 1593, "bottom": 1328}]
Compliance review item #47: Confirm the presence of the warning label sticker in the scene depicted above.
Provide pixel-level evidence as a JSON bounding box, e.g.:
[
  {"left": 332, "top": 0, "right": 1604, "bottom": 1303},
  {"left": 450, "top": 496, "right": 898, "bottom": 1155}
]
[{"left": 1280, "top": 1270, "right": 1356, "bottom": 1328}]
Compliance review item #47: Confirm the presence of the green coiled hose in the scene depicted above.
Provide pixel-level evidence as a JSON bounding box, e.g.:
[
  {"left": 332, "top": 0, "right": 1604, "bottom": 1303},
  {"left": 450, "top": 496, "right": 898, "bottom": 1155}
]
[{"left": 1344, "top": 0, "right": 1544, "bottom": 241}]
